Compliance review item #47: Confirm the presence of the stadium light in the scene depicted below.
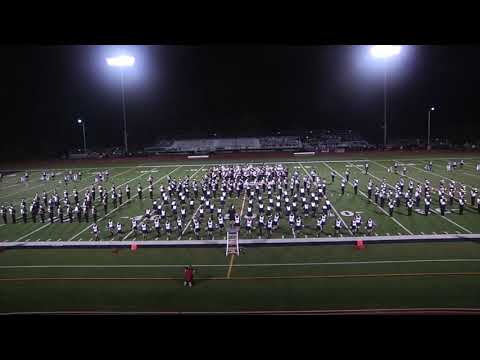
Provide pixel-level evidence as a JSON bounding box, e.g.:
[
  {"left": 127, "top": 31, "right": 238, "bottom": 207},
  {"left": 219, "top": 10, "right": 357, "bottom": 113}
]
[
  {"left": 77, "top": 118, "right": 87, "bottom": 154},
  {"left": 106, "top": 55, "right": 135, "bottom": 67},
  {"left": 427, "top": 106, "right": 436, "bottom": 149},
  {"left": 370, "top": 45, "right": 402, "bottom": 148},
  {"left": 370, "top": 45, "right": 401, "bottom": 58},
  {"left": 106, "top": 54, "right": 135, "bottom": 156}
]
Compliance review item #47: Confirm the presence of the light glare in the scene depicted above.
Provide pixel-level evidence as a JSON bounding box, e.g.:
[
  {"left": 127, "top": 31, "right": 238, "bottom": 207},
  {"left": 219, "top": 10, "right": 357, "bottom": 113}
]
[
  {"left": 370, "top": 45, "right": 402, "bottom": 59},
  {"left": 77, "top": 119, "right": 83, "bottom": 124},
  {"left": 106, "top": 55, "right": 135, "bottom": 67}
]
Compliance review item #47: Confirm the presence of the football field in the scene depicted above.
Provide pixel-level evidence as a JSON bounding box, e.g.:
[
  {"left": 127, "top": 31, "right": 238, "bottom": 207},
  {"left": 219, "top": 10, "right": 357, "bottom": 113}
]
[{"left": 1, "top": 154, "right": 480, "bottom": 313}]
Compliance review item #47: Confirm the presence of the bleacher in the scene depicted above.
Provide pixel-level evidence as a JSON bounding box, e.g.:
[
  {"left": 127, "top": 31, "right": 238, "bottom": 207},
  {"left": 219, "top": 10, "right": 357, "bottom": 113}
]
[{"left": 258, "top": 136, "right": 301, "bottom": 149}]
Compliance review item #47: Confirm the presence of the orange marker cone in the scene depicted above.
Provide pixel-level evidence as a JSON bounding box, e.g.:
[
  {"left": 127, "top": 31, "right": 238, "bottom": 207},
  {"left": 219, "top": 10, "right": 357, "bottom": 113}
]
[
  {"left": 131, "top": 242, "right": 138, "bottom": 251},
  {"left": 356, "top": 239, "right": 365, "bottom": 250}
]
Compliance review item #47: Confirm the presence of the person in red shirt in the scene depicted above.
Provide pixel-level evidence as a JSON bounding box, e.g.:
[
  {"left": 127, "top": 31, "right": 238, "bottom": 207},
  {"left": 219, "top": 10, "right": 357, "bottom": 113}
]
[{"left": 184, "top": 265, "right": 194, "bottom": 287}]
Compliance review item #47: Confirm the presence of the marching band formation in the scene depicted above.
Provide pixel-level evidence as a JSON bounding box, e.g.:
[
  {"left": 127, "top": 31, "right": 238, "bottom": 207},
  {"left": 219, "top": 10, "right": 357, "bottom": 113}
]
[{"left": 1, "top": 161, "right": 479, "bottom": 241}]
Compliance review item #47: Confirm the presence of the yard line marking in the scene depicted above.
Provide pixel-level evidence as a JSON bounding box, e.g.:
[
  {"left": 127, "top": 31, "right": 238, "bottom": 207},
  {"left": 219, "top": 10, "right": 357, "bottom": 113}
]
[
  {"left": 456, "top": 231, "right": 461, "bottom": 234},
  {"left": 0, "top": 168, "right": 114, "bottom": 201},
  {"left": 177, "top": 166, "right": 206, "bottom": 239},
  {"left": 420, "top": 232, "right": 425, "bottom": 235},
  {"left": 371, "top": 160, "right": 473, "bottom": 234},
  {"left": 299, "top": 162, "right": 352, "bottom": 236},
  {"left": 3, "top": 258, "right": 480, "bottom": 269},
  {"left": 405, "top": 161, "right": 477, "bottom": 190},
  {"left": 324, "top": 161, "right": 414, "bottom": 235},
  {"left": 13, "top": 168, "right": 140, "bottom": 242},
  {"left": 386, "top": 233, "right": 390, "bottom": 236},
  {"left": 227, "top": 254, "right": 235, "bottom": 278},
  {"left": 397, "top": 232, "right": 402, "bottom": 235},
  {"left": 461, "top": 171, "right": 479, "bottom": 178},
  {"left": 433, "top": 232, "right": 437, "bottom": 235},
  {"left": 69, "top": 166, "right": 182, "bottom": 241}
]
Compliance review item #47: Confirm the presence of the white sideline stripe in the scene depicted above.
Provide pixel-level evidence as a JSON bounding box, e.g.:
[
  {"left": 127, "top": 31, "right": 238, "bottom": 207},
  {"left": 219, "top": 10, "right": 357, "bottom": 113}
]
[
  {"left": 3, "top": 233, "right": 480, "bottom": 246},
  {"left": 299, "top": 162, "right": 353, "bottom": 236},
  {"left": 371, "top": 160, "right": 473, "bottom": 234},
  {"left": 68, "top": 166, "right": 182, "bottom": 241},
  {"left": 178, "top": 166, "right": 206, "bottom": 239},
  {"left": 324, "top": 161, "right": 414, "bottom": 235},
  {"left": 3, "top": 258, "right": 480, "bottom": 269}
]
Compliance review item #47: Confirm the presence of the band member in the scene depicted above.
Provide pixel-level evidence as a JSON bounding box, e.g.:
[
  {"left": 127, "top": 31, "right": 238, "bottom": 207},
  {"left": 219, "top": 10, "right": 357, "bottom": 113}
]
[
  {"left": 176, "top": 217, "right": 183, "bottom": 235},
  {"left": 424, "top": 197, "right": 431, "bottom": 216},
  {"left": 116, "top": 222, "right": 123, "bottom": 236},
  {"left": 126, "top": 185, "right": 131, "bottom": 200},
  {"left": 92, "top": 207, "right": 97, "bottom": 223},
  {"left": 10, "top": 205, "right": 16, "bottom": 224},
  {"left": 92, "top": 223, "right": 100, "bottom": 241},
  {"left": 334, "top": 217, "right": 342, "bottom": 236},
  {"left": 295, "top": 216, "right": 303, "bottom": 234},
  {"left": 141, "top": 222, "right": 148, "bottom": 240},
  {"left": 266, "top": 217, "right": 273, "bottom": 236},
  {"left": 102, "top": 197, "right": 108, "bottom": 214},
  {"left": 57, "top": 206, "right": 63, "bottom": 223},
  {"left": 138, "top": 184, "right": 143, "bottom": 200},
  {"left": 365, "top": 217, "right": 375, "bottom": 236},
  {"left": 131, "top": 218, "right": 138, "bottom": 234},
  {"left": 459, "top": 197, "right": 465, "bottom": 215},
  {"left": 165, "top": 219, "right": 172, "bottom": 239},
  {"left": 40, "top": 205, "right": 45, "bottom": 224},
  {"left": 193, "top": 217, "right": 201, "bottom": 240},
  {"left": 48, "top": 205, "right": 55, "bottom": 224},
  {"left": 440, "top": 197, "right": 447, "bottom": 216},
  {"left": 351, "top": 217, "right": 358, "bottom": 235},
  {"left": 154, "top": 217, "right": 161, "bottom": 237},
  {"left": 407, "top": 199, "right": 413, "bottom": 216},
  {"left": 108, "top": 219, "right": 115, "bottom": 236},
  {"left": 1, "top": 205, "right": 7, "bottom": 224}
]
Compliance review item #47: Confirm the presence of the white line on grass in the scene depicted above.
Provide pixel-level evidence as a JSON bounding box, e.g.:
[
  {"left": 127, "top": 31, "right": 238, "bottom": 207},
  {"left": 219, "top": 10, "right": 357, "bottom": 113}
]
[
  {"left": 323, "top": 161, "right": 414, "bottom": 235},
  {"left": 177, "top": 166, "right": 206, "bottom": 239},
  {"left": 299, "top": 162, "right": 353, "bottom": 236},
  {"left": 68, "top": 167, "right": 182, "bottom": 242},
  {"left": 3, "top": 258, "right": 480, "bottom": 269},
  {"left": 371, "top": 160, "right": 473, "bottom": 234},
  {"left": 403, "top": 160, "right": 477, "bottom": 190},
  {"left": 14, "top": 169, "right": 144, "bottom": 242}
]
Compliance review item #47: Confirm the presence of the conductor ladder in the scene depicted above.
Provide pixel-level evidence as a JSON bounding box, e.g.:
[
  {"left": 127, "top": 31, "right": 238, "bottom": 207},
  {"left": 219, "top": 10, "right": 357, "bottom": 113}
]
[{"left": 226, "top": 230, "right": 239, "bottom": 256}]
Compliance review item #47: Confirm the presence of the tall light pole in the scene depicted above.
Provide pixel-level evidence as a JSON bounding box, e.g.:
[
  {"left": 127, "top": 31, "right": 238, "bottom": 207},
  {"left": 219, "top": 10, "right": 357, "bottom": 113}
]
[
  {"left": 370, "top": 45, "right": 402, "bottom": 148},
  {"left": 106, "top": 55, "right": 135, "bottom": 156},
  {"left": 427, "top": 106, "right": 435, "bottom": 150},
  {"left": 77, "top": 118, "right": 87, "bottom": 154}
]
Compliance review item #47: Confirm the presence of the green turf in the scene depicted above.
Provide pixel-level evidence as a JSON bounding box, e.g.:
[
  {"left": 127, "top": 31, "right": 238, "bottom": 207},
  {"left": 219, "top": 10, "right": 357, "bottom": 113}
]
[
  {"left": 1, "top": 154, "right": 480, "bottom": 312},
  {"left": 1, "top": 243, "right": 480, "bottom": 312}
]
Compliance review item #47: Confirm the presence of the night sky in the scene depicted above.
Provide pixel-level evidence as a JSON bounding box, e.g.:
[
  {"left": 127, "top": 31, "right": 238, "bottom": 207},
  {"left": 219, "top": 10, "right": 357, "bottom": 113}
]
[{"left": 1, "top": 44, "right": 480, "bottom": 158}]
